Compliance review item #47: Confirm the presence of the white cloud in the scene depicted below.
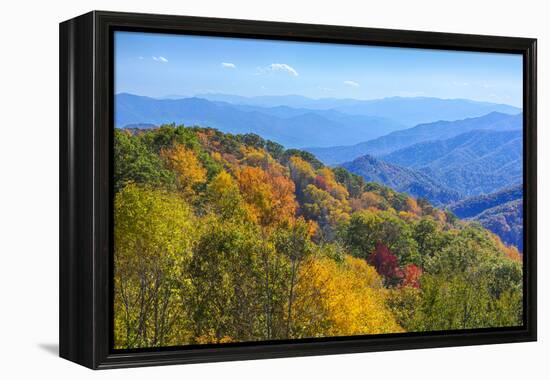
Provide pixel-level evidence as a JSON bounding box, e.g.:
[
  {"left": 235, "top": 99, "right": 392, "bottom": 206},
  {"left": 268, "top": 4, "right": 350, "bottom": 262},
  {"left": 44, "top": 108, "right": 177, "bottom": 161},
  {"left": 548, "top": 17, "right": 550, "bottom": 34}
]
[
  {"left": 267, "top": 63, "right": 299, "bottom": 76},
  {"left": 344, "top": 80, "right": 360, "bottom": 87},
  {"left": 221, "top": 62, "right": 236, "bottom": 69},
  {"left": 152, "top": 56, "right": 168, "bottom": 63}
]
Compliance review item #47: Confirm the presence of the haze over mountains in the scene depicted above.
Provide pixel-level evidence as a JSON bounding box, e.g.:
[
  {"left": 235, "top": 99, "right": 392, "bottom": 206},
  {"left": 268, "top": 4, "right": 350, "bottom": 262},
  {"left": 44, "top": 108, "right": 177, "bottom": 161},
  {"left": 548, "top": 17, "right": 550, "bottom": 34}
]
[
  {"left": 116, "top": 93, "right": 520, "bottom": 148},
  {"left": 307, "top": 112, "right": 522, "bottom": 165},
  {"left": 339, "top": 128, "right": 522, "bottom": 203},
  {"left": 334, "top": 113, "right": 521, "bottom": 198},
  {"left": 116, "top": 93, "right": 402, "bottom": 147},
  {"left": 191, "top": 93, "right": 520, "bottom": 126},
  {"left": 381, "top": 128, "right": 522, "bottom": 196},
  {"left": 340, "top": 155, "right": 462, "bottom": 206},
  {"left": 116, "top": 92, "right": 524, "bottom": 250}
]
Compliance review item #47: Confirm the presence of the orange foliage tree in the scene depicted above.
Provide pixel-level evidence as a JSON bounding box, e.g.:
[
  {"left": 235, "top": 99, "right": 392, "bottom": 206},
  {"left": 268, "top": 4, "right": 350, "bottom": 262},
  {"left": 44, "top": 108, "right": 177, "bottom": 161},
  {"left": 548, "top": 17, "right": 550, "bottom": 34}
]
[
  {"left": 160, "top": 143, "right": 207, "bottom": 195},
  {"left": 236, "top": 166, "right": 297, "bottom": 227}
]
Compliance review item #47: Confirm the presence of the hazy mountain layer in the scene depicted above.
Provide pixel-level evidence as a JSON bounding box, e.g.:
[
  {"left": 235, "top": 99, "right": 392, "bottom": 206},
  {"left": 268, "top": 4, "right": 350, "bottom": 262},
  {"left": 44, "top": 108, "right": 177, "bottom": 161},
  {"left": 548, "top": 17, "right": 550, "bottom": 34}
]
[
  {"left": 341, "top": 155, "right": 462, "bottom": 206},
  {"left": 381, "top": 129, "right": 523, "bottom": 196},
  {"left": 116, "top": 93, "right": 403, "bottom": 148},
  {"left": 195, "top": 93, "right": 521, "bottom": 126},
  {"left": 307, "top": 112, "right": 522, "bottom": 165}
]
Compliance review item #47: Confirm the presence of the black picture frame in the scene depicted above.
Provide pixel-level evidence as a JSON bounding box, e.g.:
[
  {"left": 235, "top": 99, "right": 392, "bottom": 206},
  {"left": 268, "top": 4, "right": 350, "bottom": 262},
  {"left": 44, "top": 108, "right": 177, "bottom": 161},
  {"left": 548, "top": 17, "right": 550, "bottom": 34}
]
[{"left": 59, "top": 10, "right": 537, "bottom": 370}]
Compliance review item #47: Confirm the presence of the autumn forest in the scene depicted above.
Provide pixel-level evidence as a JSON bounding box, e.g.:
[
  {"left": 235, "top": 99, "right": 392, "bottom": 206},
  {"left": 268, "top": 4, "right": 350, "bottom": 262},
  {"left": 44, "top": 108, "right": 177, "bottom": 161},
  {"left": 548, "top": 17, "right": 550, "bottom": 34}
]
[{"left": 113, "top": 124, "right": 523, "bottom": 349}]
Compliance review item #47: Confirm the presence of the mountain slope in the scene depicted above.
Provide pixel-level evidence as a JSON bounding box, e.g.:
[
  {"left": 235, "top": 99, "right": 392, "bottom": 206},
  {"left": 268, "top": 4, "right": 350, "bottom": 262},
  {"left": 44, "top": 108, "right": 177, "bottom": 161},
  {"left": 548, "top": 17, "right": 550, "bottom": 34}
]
[
  {"left": 113, "top": 124, "right": 523, "bottom": 347},
  {"left": 116, "top": 93, "right": 402, "bottom": 148},
  {"left": 448, "top": 185, "right": 523, "bottom": 251},
  {"left": 449, "top": 185, "right": 523, "bottom": 219},
  {"left": 381, "top": 129, "right": 523, "bottom": 196},
  {"left": 340, "top": 155, "right": 462, "bottom": 205},
  {"left": 307, "top": 112, "right": 522, "bottom": 165},
  {"left": 224, "top": 103, "right": 405, "bottom": 137},
  {"left": 472, "top": 199, "right": 523, "bottom": 251}
]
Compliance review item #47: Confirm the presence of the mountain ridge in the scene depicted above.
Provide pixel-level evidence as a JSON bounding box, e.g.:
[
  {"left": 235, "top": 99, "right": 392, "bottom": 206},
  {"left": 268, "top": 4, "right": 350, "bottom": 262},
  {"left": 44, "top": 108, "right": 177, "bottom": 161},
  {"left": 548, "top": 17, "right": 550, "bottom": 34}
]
[
  {"left": 449, "top": 184, "right": 523, "bottom": 219},
  {"left": 340, "top": 154, "right": 462, "bottom": 206},
  {"left": 116, "top": 93, "right": 404, "bottom": 148},
  {"left": 193, "top": 93, "right": 521, "bottom": 126},
  {"left": 448, "top": 185, "right": 523, "bottom": 251},
  {"left": 381, "top": 129, "right": 522, "bottom": 196},
  {"left": 306, "top": 112, "right": 522, "bottom": 165}
]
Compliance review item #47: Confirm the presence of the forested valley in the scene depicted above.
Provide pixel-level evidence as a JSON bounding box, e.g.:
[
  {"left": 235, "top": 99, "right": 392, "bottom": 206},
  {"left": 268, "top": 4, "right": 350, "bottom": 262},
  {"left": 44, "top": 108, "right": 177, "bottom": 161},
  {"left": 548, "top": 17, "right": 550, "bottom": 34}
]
[{"left": 113, "top": 124, "right": 523, "bottom": 349}]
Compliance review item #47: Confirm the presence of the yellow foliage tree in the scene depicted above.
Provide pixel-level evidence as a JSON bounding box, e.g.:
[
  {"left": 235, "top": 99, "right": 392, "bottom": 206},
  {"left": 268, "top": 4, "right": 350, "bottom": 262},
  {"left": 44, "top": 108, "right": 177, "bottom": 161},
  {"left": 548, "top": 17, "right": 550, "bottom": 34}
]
[
  {"left": 489, "top": 233, "right": 522, "bottom": 262},
  {"left": 288, "top": 156, "right": 316, "bottom": 196},
  {"left": 205, "top": 171, "right": 251, "bottom": 221},
  {"left": 352, "top": 191, "right": 386, "bottom": 211},
  {"left": 399, "top": 210, "right": 419, "bottom": 222},
  {"left": 405, "top": 197, "right": 422, "bottom": 215},
  {"left": 240, "top": 146, "right": 273, "bottom": 169},
  {"left": 113, "top": 184, "right": 197, "bottom": 348},
  {"left": 291, "top": 255, "right": 403, "bottom": 338},
  {"left": 302, "top": 184, "right": 351, "bottom": 240},
  {"left": 160, "top": 143, "right": 207, "bottom": 195},
  {"left": 316, "top": 167, "right": 349, "bottom": 201}
]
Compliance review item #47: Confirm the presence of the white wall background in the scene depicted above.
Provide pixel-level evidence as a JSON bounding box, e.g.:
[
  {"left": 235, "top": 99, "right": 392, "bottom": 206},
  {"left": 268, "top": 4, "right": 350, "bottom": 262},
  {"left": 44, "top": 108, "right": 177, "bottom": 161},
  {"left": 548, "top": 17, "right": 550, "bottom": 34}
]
[{"left": 0, "top": 0, "right": 547, "bottom": 377}]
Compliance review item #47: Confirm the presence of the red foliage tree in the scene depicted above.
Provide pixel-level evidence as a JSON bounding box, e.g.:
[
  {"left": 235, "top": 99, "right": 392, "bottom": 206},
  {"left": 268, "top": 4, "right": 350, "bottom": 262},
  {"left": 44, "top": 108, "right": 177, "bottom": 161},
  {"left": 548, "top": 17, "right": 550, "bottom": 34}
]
[
  {"left": 313, "top": 175, "right": 329, "bottom": 191},
  {"left": 367, "top": 242, "right": 403, "bottom": 286},
  {"left": 401, "top": 263, "right": 422, "bottom": 288}
]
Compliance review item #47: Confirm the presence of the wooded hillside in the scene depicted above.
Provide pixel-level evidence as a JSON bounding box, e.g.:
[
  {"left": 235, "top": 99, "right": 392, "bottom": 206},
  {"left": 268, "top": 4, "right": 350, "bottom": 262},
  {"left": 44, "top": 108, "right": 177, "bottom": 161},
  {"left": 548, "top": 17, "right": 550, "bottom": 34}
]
[{"left": 113, "top": 124, "right": 523, "bottom": 349}]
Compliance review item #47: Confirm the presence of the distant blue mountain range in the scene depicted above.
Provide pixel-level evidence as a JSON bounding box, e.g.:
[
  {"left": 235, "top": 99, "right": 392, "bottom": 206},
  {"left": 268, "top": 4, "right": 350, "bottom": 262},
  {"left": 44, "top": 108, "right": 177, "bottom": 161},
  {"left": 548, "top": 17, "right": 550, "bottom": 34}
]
[
  {"left": 334, "top": 113, "right": 522, "bottom": 203},
  {"left": 193, "top": 93, "right": 521, "bottom": 126},
  {"left": 339, "top": 126, "right": 521, "bottom": 204},
  {"left": 381, "top": 128, "right": 523, "bottom": 196},
  {"left": 116, "top": 93, "right": 403, "bottom": 148},
  {"left": 116, "top": 93, "right": 520, "bottom": 148},
  {"left": 307, "top": 112, "right": 522, "bottom": 165},
  {"left": 340, "top": 154, "right": 462, "bottom": 206}
]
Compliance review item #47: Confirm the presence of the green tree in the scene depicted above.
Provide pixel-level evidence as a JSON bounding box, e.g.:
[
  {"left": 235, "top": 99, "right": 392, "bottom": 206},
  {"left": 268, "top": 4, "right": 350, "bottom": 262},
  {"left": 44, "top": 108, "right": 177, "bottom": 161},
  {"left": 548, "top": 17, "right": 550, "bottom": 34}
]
[
  {"left": 114, "top": 129, "right": 175, "bottom": 191},
  {"left": 266, "top": 140, "right": 285, "bottom": 160},
  {"left": 187, "top": 216, "right": 266, "bottom": 343},
  {"left": 413, "top": 218, "right": 451, "bottom": 266},
  {"left": 406, "top": 226, "right": 523, "bottom": 331},
  {"left": 273, "top": 218, "right": 314, "bottom": 338},
  {"left": 302, "top": 184, "right": 350, "bottom": 241},
  {"left": 343, "top": 209, "right": 420, "bottom": 266},
  {"left": 237, "top": 133, "right": 266, "bottom": 149},
  {"left": 332, "top": 167, "right": 366, "bottom": 198},
  {"left": 113, "top": 184, "right": 197, "bottom": 348}
]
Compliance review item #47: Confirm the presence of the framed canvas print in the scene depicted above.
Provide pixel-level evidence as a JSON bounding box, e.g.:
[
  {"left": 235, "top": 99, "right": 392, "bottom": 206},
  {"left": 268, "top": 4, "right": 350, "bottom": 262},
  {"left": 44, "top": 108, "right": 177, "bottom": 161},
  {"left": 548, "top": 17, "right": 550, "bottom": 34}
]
[{"left": 59, "top": 11, "right": 537, "bottom": 369}]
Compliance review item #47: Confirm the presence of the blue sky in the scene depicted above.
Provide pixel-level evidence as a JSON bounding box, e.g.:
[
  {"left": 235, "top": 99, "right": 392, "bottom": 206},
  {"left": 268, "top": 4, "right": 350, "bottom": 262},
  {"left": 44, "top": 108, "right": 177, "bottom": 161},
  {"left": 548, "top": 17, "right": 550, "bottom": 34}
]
[{"left": 114, "top": 31, "right": 523, "bottom": 107}]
